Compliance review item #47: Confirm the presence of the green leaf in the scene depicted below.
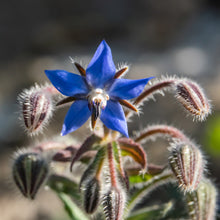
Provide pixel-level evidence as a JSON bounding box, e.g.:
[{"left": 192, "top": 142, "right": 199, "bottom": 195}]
[
  {"left": 129, "top": 164, "right": 166, "bottom": 184},
  {"left": 126, "top": 170, "right": 175, "bottom": 215},
  {"left": 126, "top": 201, "right": 173, "bottom": 220},
  {"left": 47, "top": 174, "right": 80, "bottom": 200},
  {"left": 58, "top": 192, "right": 89, "bottom": 220},
  {"left": 129, "top": 173, "right": 155, "bottom": 184}
]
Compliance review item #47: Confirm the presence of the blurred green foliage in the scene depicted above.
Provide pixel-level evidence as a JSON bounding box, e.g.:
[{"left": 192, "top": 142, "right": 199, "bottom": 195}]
[{"left": 204, "top": 113, "right": 220, "bottom": 157}]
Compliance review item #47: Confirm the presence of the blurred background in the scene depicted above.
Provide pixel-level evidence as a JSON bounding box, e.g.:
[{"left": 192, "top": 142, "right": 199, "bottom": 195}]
[{"left": 0, "top": 0, "right": 220, "bottom": 219}]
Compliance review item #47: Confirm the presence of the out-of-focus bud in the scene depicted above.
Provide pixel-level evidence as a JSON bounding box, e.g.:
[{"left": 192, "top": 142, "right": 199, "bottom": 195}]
[
  {"left": 82, "top": 177, "right": 100, "bottom": 214},
  {"left": 175, "top": 79, "right": 211, "bottom": 121},
  {"left": 169, "top": 141, "right": 204, "bottom": 192},
  {"left": 102, "top": 187, "right": 126, "bottom": 220},
  {"left": 186, "top": 178, "right": 217, "bottom": 220},
  {"left": 18, "top": 84, "right": 54, "bottom": 135},
  {"left": 12, "top": 151, "right": 49, "bottom": 199}
]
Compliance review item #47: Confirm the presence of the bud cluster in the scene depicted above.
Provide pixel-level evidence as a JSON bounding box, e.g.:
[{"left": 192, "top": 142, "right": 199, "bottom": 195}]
[{"left": 12, "top": 46, "right": 217, "bottom": 220}]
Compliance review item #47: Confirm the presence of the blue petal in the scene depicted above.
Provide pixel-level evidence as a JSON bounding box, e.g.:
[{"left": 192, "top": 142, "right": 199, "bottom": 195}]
[
  {"left": 61, "top": 100, "right": 91, "bottom": 135},
  {"left": 45, "top": 70, "right": 89, "bottom": 96},
  {"left": 86, "top": 40, "right": 116, "bottom": 88},
  {"left": 100, "top": 100, "right": 128, "bottom": 137},
  {"left": 108, "top": 77, "right": 154, "bottom": 100}
]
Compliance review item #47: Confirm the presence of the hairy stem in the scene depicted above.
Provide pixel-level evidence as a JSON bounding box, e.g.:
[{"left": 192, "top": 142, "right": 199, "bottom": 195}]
[
  {"left": 134, "top": 80, "right": 175, "bottom": 105},
  {"left": 134, "top": 125, "right": 189, "bottom": 144},
  {"left": 108, "top": 143, "right": 118, "bottom": 187}
]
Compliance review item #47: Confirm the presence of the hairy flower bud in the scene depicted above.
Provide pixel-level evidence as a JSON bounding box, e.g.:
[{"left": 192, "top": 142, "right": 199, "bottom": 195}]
[
  {"left": 186, "top": 178, "right": 217, "bottom": 220},
  {"left": 79, "top": 147, "right": 105, "bottom": 213},
  {"left": 102, "top": 187, "right": 126, "bottom": 220},
  {"left": 82, "top": 177, "right": 100, "bottom": 214},
  {"left": 18, "top": 84, "right": 53, "bottom": 135},
  {"left": 169, "top": 141, "right": 204, "bottom": 192},
  {"left": 12, "top": 151, "right": 49, "bottom": 199},
  {"left": 175, "top": 79, "right": 211, "bottom": 121}
]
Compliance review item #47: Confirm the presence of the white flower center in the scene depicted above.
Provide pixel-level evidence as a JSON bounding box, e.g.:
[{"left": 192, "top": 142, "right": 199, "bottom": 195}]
[{"left": 88, "top": 88, "right": 109, "bottom": 109}]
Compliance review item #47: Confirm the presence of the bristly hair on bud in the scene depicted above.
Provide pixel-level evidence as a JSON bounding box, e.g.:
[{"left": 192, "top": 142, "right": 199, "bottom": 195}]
[
  {"left": 186, "top": 178, "right": 217, "bottom": 220},
  {"left": 169, "top": 141, "right": 205, "bottom": 192},
  {"left": 12, "top": 149, "right": 49, "bottom": 199},
  {"left": 18, "top": 83, "right": 54, "bottom": 135},
  {"left": 82, "top": 177, "right": 101, "bottom": 214},
  {"left": 174, "top": 79, "right": 211, "bottom": 121},
  {"left": 102, "top": 186, "right": 126, "bottom": 220}
]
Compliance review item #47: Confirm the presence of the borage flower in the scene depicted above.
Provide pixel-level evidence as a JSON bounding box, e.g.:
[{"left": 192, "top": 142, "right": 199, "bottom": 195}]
[{"left": 45, "top": 40, "right": 153, "bottom": 137}]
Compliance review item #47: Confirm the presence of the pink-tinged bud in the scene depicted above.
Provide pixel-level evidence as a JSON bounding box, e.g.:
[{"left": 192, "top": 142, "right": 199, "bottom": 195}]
[
  {"left": 169, "top": 141, "right": 204, "bottom": 192},
  {"left": 186, "top": 178, "right": 217, "bottom": 220},
  {"left": 175, "top": 79, "right": 211, "bottom": 121},
  {"left": 102, "top": 187, "right": 126, "bottom": 220},
  {"left": 12, "top": 151, "right": 49, "bottom": 199},
  {"left": 18, "top": 84, "right": 53, "bottom": 135}
]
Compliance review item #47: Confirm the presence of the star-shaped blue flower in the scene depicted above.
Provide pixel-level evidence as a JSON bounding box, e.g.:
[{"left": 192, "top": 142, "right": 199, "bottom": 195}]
[{"left": 45, "top": 40, "right": 153, "bottom": 137}]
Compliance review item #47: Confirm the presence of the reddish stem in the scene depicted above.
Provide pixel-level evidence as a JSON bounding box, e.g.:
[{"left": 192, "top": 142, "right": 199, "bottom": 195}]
[
  {"left": 134, "top": 80, "right": 175, "bottom": 105},
  {"left": 134, "top": 125, "right": 189, "bottom": 143},
  {"left": 107, "top": 143, "right": 117, "bottom": 187}
]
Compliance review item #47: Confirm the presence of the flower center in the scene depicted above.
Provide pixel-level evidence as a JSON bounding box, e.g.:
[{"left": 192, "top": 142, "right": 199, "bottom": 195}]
[
  {"left": 88, "top": 89, "right": 109, "bottom": 129},
  {"left": 88, "top": 88, "right": 109, "bottom": 109}
]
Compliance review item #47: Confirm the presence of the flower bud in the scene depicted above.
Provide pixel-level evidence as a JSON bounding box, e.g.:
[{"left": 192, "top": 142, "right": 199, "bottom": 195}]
[
  {"left": 82, "top": 177, "right": 100, "bottom": 214},
  {"left": 79, "top": 147, "right": 105, "bottom": 213},
  {"left": 175, "top": 79, "right": 211, "bottom": 121},
  {"left": 18, "top": 84, "right": 53, "bottom": 135},
  {"left": 12, "top": 151, "right": 49, "bottom": 199},
  {"left": 186, "top": 178, "right": 217, "bottom": 220},
  {"left": 102, "top": 187, "right": 126, "bottom": 220},
  {"left": 169, "top": 141, "right": 204, "bottom": 192}
]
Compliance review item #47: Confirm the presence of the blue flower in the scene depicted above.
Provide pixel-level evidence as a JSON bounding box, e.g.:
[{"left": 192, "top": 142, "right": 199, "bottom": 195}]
[{"left": 45, "top": 40, "right": 153, "bottom": 137}]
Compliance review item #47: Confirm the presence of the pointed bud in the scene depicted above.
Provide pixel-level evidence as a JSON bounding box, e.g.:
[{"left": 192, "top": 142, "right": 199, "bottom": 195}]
[
  {"left": 175, "top": 79, "right": 211, "bottom": 121},
  {"left": 169, "top": 141, "right": 204, "bottom": 192},
  {"left": 82, "top": 177, "right": 100, "bottom": 214},
  {"left": 12, "top": 151, "right": 49, "bottom": 199},
  {"left": 80, "top": 148, "right": 106, "bottom": 213},
  {"left": 186, "top": 178, "right": 217, "bottom": 220},
  {"left": 18, "top": 84, "right": 54, "bottom": 135},
  {"left": 103, "top": 187, "right": 126, "bottom": 220}
]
